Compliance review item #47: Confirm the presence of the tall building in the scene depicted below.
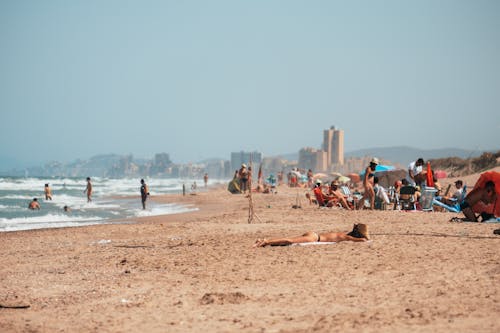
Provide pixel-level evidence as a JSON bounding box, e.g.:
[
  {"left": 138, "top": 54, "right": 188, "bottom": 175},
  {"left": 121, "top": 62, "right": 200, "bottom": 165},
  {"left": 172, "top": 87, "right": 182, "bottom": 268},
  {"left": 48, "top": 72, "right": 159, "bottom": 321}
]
[
  {"left": 323, "top": 126, "right": 344, "bottom": 167},
  {"left": 230, "top": 151, "right": 263, "bottom": 172},
  {"left": 323, "top": 128, "right": 334, "bottom": 166},
  {"left": 332, "top": 128, "right": 344, "bottom": 165}
]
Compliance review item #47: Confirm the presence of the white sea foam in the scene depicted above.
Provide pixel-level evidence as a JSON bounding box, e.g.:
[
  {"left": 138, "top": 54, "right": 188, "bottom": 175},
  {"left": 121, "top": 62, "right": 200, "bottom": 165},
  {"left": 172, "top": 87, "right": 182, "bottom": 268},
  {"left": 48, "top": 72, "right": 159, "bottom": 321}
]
[
  {"left": 0, "top": 176, "right": 218, "bottom": 232},
  {"left": 0, "top": 214, "right": 103, "bottom": 232},
  {"left": 134, "top": 204, "right": 199, "bottom": 217}
]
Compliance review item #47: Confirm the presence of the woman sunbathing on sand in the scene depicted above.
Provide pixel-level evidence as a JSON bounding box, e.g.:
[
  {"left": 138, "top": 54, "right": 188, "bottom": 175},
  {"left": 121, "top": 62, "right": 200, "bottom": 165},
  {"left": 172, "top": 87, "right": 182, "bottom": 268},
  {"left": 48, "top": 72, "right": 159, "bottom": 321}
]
[{"left": 253, "top": 224, "right": 369, "bottom": 247}]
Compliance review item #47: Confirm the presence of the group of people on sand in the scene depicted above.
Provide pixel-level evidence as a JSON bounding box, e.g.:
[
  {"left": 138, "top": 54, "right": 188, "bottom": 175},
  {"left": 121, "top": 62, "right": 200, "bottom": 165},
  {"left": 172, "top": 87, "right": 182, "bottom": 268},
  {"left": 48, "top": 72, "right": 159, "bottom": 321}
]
[{"left": 304, "top": 156, "right": 498, "bottom": 223}]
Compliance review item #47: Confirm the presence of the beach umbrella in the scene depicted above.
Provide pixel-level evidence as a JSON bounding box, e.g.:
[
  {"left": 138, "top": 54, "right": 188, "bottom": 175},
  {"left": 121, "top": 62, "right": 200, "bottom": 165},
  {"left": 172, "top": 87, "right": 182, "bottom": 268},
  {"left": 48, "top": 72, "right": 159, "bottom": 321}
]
[
  {"left": 313, "top": 173, "right": 328, "bottom": 179},
  {"left": 360, "top": 165, "right": 396, "bottom": 177},
  {"left": 471, "top": 171, "right": 500, "bottom": 217},
  {"left": 434, "top": 170, "right": 447, "bottom": 179},
  {"left": 426, "top": 162, "right": 434, "bottom": 187},
  {"left": 375, "top": 165, "right": 396, "bottom": 172},
  {"left": 337, "top": 175, "right": 351, "bottom": 184},
  {"left": 348, "top": 173, "right": 361, "bottom": 183}
]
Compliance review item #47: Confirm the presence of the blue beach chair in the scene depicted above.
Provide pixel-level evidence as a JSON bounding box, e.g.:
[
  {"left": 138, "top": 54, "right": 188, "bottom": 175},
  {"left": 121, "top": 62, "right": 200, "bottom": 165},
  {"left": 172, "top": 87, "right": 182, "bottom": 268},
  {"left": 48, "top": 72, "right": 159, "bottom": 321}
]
[{"left": 432, "top": 185, "right": 467, "bottom": 212}]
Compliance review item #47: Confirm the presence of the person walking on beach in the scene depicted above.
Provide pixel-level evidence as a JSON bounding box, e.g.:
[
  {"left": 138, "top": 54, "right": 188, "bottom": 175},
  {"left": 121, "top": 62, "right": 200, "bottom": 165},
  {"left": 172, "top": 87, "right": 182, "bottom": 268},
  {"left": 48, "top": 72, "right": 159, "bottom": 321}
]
[
  {"left": 28, "top": 198, "right": 41, "bottom": 210},
  {"left": 140, "top": 179, "right": 150, "bottom": 210},
  {"left": 84, "top": 177, "right": 92, "bottom": 203},
  {"left": 44, "top": 183, "right": 52, "bottom": 200},
  {"left": 204, "top": 173, "right": 208, "bottom": 188}
]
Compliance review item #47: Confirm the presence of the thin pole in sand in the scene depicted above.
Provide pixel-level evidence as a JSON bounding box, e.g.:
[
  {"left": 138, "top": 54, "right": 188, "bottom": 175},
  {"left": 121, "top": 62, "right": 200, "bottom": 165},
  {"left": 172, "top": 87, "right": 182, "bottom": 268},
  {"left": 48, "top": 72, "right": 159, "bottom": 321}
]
[{"left": 248, "top": 157, "right": 262, "bottom": 224}]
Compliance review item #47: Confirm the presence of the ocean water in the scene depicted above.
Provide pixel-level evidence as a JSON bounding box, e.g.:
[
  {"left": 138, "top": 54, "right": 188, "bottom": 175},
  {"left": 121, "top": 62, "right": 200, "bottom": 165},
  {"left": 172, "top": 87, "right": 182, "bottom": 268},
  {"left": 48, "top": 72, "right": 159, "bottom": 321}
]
[{"left": 0, "top": 177, "right": 211, "bottom": 232}]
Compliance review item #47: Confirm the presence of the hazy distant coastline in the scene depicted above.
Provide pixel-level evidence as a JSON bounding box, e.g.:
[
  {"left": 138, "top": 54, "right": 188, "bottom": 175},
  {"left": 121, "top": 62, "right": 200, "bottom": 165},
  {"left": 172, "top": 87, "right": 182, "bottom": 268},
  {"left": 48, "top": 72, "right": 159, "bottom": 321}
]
[{"left": 0, "top": 146, "right": 488, "bottom": 178}]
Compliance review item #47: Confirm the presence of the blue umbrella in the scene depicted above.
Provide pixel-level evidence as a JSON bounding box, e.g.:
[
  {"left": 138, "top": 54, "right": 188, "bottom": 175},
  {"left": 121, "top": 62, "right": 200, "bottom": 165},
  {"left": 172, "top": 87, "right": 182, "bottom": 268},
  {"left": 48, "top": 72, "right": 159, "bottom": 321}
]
[{"left": 360, "top": 165, "right": 396, "bottom": 177}]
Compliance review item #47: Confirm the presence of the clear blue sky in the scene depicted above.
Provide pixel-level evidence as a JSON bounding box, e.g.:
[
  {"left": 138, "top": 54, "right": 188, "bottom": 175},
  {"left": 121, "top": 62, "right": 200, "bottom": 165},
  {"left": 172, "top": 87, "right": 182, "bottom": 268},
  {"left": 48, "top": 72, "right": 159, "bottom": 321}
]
[{"left": 1, "top": 0, "right": 499, "bottom": 169}]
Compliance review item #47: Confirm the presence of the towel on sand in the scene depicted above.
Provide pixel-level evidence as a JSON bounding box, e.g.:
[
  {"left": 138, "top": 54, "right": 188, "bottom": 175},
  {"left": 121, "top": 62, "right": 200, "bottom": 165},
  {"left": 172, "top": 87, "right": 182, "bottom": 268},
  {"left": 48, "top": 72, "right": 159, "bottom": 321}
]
[
  {"left": 291, "top": 242, "right": 337, "bottom": 246},
  {"left": 291, "top": 240, "right": 372, "bottom": 246}
]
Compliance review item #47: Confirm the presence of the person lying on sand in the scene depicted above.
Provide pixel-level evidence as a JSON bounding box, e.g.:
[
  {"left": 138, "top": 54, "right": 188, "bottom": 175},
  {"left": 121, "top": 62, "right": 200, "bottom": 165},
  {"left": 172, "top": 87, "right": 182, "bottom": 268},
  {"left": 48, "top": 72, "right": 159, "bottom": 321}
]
[{"left": 253, "top": 223, "right": 369, "bottom": 247}]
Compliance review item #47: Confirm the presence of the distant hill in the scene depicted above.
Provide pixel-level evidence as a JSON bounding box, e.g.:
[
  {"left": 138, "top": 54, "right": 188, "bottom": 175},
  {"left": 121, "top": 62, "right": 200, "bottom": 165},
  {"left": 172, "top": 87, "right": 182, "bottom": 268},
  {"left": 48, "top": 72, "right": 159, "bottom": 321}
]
[{"left": 345, "top": 146, "right": 483, "bottom": 166}]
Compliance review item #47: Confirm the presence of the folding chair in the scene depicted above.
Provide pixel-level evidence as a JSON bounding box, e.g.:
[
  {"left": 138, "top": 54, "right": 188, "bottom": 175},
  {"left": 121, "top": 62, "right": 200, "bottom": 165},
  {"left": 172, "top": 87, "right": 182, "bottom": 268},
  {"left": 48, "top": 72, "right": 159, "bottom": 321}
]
[
  {"left": 399, "top": 186, "right": 417, "bottom": 210},
  {"left": 340, "top": 185, "right": 361, "bottom": 209}
]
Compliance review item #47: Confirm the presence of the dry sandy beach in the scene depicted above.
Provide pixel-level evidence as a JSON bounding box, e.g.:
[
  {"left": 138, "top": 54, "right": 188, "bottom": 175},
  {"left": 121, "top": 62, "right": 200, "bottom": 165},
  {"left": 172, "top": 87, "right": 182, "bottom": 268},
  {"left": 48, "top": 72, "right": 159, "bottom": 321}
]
[{"left": 1, "top": 172, "right": 499, "bottom": 332}]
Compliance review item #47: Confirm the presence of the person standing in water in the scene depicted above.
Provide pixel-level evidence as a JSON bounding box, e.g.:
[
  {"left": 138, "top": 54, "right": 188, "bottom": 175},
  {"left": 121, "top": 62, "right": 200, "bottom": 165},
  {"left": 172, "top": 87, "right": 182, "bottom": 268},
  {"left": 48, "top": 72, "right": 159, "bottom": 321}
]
[
  {"left": 140, "top": 179, "right": 150, "bottom": 210},
  {"left": 84, "top": 177, "right": 92, "bottom": 202},
  {"left": 44, "top": 183, "right": 52, "bottom": 200}
]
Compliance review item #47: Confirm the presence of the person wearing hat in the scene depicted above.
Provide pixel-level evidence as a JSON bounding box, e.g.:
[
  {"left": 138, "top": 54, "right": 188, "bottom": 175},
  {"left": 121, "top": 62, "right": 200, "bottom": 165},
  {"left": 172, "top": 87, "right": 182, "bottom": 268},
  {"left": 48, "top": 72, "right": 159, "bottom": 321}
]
[
  {"left": 357, "top": 157, "right": 379, "bottom": 210},
  {"left": 440, "top": 180, "right": 465, "bottom": 206},
  {"left": 253, "top": 223, "right": 370, "bottom": 247},
  {"left": 328, "top": 180, "right": 352, "bottom": 210},
  {"left": 238, "top": 164, "right": 249, "bottom": 194}
]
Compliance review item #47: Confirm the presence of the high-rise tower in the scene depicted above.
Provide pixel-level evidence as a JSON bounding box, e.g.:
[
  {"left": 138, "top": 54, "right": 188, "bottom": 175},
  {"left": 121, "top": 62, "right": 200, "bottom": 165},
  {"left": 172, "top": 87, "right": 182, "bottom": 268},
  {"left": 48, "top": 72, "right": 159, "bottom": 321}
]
[
  {"left": 323, "top": 126, "right": 344, "bottom": 167},
  {"left": 332, "top": 128, "right": 344, "bottom": 165}
]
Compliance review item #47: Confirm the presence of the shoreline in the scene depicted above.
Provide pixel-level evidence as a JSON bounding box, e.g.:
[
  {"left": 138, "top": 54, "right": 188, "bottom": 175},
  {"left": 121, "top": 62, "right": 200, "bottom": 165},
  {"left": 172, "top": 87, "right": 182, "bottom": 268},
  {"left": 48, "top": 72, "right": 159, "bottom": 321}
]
[{"left": 1, "top": 180, "right": 499, "bottom": 332}]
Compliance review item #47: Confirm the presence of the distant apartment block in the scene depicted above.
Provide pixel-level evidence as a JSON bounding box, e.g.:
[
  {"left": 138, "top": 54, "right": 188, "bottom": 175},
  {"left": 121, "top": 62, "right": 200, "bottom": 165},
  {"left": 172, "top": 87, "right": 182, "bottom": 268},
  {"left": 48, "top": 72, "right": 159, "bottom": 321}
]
[
  {"left": 230, "top": 151, "right": 263, "bottom": 172},
  {"left": 298, "top": 126, "right": 344, "bottom": 172},
  {"left": 298, "top": 148, "right": 328, "bottom": 172}
]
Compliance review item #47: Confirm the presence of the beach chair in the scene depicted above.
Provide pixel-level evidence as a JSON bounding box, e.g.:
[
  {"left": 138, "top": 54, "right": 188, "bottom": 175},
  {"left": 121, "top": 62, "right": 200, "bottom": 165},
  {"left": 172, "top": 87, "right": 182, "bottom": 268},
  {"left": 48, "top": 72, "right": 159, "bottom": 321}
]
[
  {"left": 313, "top": 188, "right": 337, "bottom": 208},
  {"left": 399, "top": 186, "right": 417, "bottom": 210},
  {"left": 266, "top": 175, "right": 277, "bottom": 194},
  {"left": 340, "top": 186, "right": 360, "bottom": 209},
  {"left": 432, "top": 185, "right": 467, "bottom": 212}
]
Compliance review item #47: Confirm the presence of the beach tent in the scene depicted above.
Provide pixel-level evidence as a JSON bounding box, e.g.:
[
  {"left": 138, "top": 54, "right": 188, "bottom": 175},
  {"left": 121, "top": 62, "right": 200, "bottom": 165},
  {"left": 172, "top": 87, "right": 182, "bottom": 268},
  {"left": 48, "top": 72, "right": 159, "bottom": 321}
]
[
  {"left": 471, "top": 171, "right": 500, "bottom": 217},
  {"left": 227, "top": 177, "right": 241, "bottom": 194}
]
